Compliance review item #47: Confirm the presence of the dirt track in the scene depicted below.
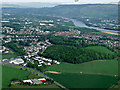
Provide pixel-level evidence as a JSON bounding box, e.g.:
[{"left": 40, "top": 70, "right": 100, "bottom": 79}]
[{"left": 46, "top": 71, "right": 61, "bottom": 74}]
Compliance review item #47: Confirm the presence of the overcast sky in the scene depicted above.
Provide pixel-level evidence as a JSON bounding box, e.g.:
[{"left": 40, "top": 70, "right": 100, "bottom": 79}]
[{"left": 2, "top": 0, "right": 119, "bottom": 3}]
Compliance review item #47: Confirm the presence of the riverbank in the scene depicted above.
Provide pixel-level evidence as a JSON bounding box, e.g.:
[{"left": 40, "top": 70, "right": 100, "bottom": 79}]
[
  {"left": 101, "top": 31, "right": 119, "bottom": 35},
  {"left": 65, "top": 17, "right": 119, "bottom": 33}
]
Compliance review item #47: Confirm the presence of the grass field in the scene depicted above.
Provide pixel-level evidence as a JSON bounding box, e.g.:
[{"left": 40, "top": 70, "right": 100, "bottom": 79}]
[
  {"left": 46, "top": 60, "right": 118, "bottom": 76},
  {"left": 11, "top": 84, "right": 60, "bottom": 89},
  {"left": 47, "top": 73, "right": 118, "bottom": 88},
  {"left": 2, "top": 65, "right": 31, "bottom": 88},
  {"left": 85, "top": 46, "right": 115, "bottom": 54},
  {"left": 2, "top": 50, "right": 18, "bottom": 60},
  {"left": 2, "top": 65, "right": 61, "bottom": 89},
  {"left": 45, "top": 60, "right": 118, "bottom": 88}
]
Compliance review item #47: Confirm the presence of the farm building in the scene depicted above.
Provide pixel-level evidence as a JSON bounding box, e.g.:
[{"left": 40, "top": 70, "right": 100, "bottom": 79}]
[
  {"left": 38, "top": 78, "right": 46, "bottom": 81},
  {"left": 31, "top": 79, "right": 42, "bottom": 84},
  {"left": 23, "top": 78, "right": 47, "bottom": 85},
  {"left": 23, "top": 80, "right": 33, "bottom": 84},
  {"left": 11, "top": 80, "right": 21, "bottom": 85}
]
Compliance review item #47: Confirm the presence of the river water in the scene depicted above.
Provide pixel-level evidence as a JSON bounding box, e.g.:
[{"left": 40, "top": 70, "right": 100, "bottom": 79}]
[{"left": 65, "top": 18, "right": 119, "bottom": 33}]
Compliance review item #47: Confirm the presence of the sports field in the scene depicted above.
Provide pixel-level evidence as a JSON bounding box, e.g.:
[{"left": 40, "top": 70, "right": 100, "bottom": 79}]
[{"left": 45, "top": 60, "right": 118, "bottom": 88}]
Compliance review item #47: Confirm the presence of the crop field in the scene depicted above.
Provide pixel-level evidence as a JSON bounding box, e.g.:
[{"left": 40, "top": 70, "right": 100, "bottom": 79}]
[
  {"left": 45, "top": 60, "right": 118, "bottom": 88},
  {"left": 47, "top": 73, "right": 118, "bottom": 88},
  {"left": 2, "top": 65, "right": 31, "bottom": 88},
  {"left": 46, "top": 60, "right": 118, "bottom": 75}
]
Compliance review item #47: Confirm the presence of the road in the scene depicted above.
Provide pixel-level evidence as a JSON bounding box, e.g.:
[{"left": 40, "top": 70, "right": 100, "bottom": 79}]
[{"left": 2, "top": 61, "right": 69, "bottom": 90}]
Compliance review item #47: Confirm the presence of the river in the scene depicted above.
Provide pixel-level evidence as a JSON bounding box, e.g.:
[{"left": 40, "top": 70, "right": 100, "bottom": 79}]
[{"left": 64, "top": 17, "right": 119, "bottom": 33}]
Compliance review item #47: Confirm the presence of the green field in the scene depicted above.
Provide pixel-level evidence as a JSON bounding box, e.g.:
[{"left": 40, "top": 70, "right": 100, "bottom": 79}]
[
  {"left": 46, "top": 60, "right": 118, "bottom": 76},
  {"left": 2, "top": 65, "right": 61, "bottom": 89},
  {"left": 45, "top": 60, "right": 118, "bottom": 88},
  {"left": 11, "top": 84, "right": 60, "bottom": 89},
  {"left": 1, "top": 50, "right": 18, "bottom": 60},
  {"left": 85, "top": 46, "right": 115, "bottom": 54},
  {"left": 47, "top": 73, "right": 118, "bottom": 88},
  {"left": 2, "top": 65, "right": 31, "bottom": 88}
]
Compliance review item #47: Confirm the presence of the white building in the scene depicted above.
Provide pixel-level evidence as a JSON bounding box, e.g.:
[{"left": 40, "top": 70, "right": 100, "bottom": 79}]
[
  {"left": 23, "top": 80, "right": 33, "bottom": 84},
  {"left": 9, "top": 58, "right": 24, "bottom": 65}
]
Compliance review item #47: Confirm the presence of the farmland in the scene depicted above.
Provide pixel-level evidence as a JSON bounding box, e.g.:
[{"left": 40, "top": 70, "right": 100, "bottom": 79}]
[
  {"left": 2, "top": 65, "right": 31, "bottom": 88},
  {"left": 11, "top": 84, "right": 60, "bottom": 89},
  {"left": 47, "top": 73, "right": 118, "bottom": 88},
  {"left": 2, "top": 65, "right": 61, "bottom": 89},
  {"left": 45, "top": 60, "right": 118, "bottom": 88}
]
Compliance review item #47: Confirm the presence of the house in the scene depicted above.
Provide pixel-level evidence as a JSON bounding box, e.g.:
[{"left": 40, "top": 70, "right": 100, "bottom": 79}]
[
  {"left": 23, "top": 63, "right": 27, "bottom": 67},
  {"left": 11, "top": 80, "right": 21, "bottom": 85},
  {"left": 56, "top": 62, "right": 60, "bottom": 64},
  {"left": 38, "top": 78, "right": 46, "bottom": 81},
  {"left": 44, "top": 62, "right": 51, "bottom": 66},
  {"left": 23, "top": 80, "right": 33, "bottom": 84},
  {"left": 38, "top": 64, "right": 42, "bottom": 67},
  {"left": 38, "top": 60, "right": 44, "bottom": 64}
]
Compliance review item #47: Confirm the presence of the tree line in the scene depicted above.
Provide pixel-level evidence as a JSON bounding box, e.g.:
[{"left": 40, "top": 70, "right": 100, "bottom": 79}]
[{"left": 40, "top": 45, "right": 117, "bottom": 64}]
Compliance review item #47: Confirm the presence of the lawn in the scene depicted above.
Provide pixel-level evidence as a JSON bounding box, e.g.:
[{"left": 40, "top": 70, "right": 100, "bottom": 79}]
[
  {"left": 45, "top": 60, "right": 118, "bottom": 88},
  {"left": 2, "top": 65, "right": 31, "bottom": 88}
]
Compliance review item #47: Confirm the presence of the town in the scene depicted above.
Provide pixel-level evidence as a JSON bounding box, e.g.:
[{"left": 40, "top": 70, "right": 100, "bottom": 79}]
[{"left": 1, "top": 6, "right": 119, "bottom": 89}]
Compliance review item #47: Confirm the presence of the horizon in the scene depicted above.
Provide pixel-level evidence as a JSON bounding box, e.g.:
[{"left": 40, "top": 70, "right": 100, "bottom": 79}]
[{"left": 2, "top": 0, "right": 119, "bottom": 4}]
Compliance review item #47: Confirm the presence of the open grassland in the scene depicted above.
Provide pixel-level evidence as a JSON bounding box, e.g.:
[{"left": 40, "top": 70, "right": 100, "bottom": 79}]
[
  {"left": 46, "top": 60, "right": 118, "bottom": 76},
  {"left": 2, "top": 65, "right": 31, "bottom": 88},
  {"left": 47, "top": 73, "right": 118, "bottom": 88},
  {"left": 2, "top": 65, "right": 61, "bottom": 89},
  {"left": 45, "top": 60, "right": 118, "bottom": 88},
  {"left": 85, "top": 46, "right": 115, "bottom": 54}
]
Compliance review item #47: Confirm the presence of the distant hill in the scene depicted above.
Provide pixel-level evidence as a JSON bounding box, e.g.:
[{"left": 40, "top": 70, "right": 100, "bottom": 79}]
[
  {"left": 2, "top": 4, "right": 118, "bottom": 19},
  {"left": 50, "top": 4, "right": 118, "bottom": 18},
  {"left": 0, "top": 4, "right": 20, "bottom": 8},
  {"left": 1, "top": 2, "right": 60, "bottom": 8}
]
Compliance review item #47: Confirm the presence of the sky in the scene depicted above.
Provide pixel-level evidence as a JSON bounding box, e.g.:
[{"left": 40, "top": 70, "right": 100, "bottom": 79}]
[{"left": 2, "top": 0, "right": 119, "bottom": 3}]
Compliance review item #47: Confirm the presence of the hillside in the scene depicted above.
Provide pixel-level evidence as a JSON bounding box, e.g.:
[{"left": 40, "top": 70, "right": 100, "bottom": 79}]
[
  {"left": 2, "top": 4, "right": 117, "bottom": 19},
  {"left": 50, "top": 4, "right": 118, "bottom": 18}
]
